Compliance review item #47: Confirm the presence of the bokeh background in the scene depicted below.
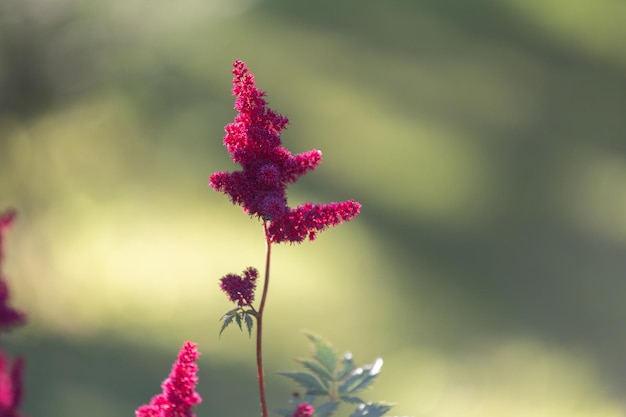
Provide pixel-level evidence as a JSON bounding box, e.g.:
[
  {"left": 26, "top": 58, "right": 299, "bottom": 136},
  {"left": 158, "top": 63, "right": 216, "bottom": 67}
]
[{"left": 2, "top": 0, "right": 626, "bottom": 415}]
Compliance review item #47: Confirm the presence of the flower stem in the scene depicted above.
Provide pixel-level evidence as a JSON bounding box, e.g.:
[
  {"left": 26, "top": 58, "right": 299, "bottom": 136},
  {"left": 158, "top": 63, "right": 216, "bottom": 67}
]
[{"left": 256, "top": 222, "right": 272, "bottom": 417}]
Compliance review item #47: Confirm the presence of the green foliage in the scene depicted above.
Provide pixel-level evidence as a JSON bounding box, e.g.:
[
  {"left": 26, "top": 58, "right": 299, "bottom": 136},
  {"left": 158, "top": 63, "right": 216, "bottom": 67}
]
[
  {"left": 349, "top": 402, "right": 395, "bottom": 417},
  {"left": 277, "top": 332, "right": 395, "bottom": 417},
  {"left": 219, "top": 307, "right": 256, "bottom": 337}
]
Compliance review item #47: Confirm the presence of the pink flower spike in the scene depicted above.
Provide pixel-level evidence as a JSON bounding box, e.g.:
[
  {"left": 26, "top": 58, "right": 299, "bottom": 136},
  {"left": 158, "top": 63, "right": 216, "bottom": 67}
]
[
  {"left": 135, "top": 341, "right": 202, "bottom": 417},
  {"left": 209, "top": 61, "right": 361, "bottom": 243}
]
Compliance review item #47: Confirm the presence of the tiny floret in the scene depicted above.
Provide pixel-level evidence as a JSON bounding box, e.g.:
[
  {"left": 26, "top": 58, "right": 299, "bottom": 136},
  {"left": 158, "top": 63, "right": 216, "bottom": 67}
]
[
  {"left": 209, "top": 60, "right": 361, "bottom": 243},
  {"left": 293, "top": 402, "right": 315, "bottom": 417}
]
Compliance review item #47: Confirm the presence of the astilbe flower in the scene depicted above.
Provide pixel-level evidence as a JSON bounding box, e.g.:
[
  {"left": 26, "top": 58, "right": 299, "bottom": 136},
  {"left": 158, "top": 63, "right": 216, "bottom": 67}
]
[
  {"left": 0, "top": 209, "right": 26, "bottom": 417},
  {"left": 209, "top": 60, "right": 361, "bottom": 243},
  {"left": 292, "top": 402, "right": 315, "bottom": 417},
  {"left": 0, "top": 210, "right": 25, "bottom": 331},
  {"left": 136, "top": 341, "right": 202, "bottom": 417},
  {"left": 219, "top": 267, "right": 258, "bottom": 307}
]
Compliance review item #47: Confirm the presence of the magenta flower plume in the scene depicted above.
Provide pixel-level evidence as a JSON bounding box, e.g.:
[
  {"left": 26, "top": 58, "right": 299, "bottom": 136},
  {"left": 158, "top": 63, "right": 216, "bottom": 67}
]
[
  {"left": 0, "top": 351, "right": 25, "bottom": 417},
  {"left": 219, "top": 267, "right": 258, "bottom": 307},
  {"left": 136, "top": 341, "right": 202, "bottom": 417},
  {"left": 292, "top": 402, "right": 315, "bottom": 417},
  {"left": 209, "top": 60, "right": 361, "bottom": 243},
  {"left": 0, "top": 210, "right": 26, "bottom": 332}
]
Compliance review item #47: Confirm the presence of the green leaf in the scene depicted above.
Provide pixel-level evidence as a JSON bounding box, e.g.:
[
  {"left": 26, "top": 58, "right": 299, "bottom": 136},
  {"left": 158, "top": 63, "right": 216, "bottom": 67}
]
[
  {"left": 297, "top": 359, "right": 333, "bottom": 385},
  {"left": 279, "top": 371, "right": 328, "bottom": 394},
  {"left": 315, "top": 401, "right": 340, "bottom": 417},
  {"left": 244, "top": 313, "right": 254, "bottom": 337},
  {"left": 338, "top": 358, "right": 383, "bottom": 395},
  {"left": 304, "top": 332, "right": 337, "bottom": 376},
  {"left": 337, "top": 352, "right": 355, "bottom": 380},
  {"left": 349, "top": 374, "right": 377, "bottom": 394},
  {"left": 224, "top": 307, "right": 241, "bottom": 317},
  {"left": 235, "top": 313, "right": 243, "bottom": 331},
  {"left": 349, "top": 402, "right": 394, "bottom": 417},
  {"left": 339, "top": 370, "right": 373, "bottom": 395},
  {"left": 218, "top": 314, "right": 236, "bottom": 337},
  {"left": 338, "top": 370, "right": 364, "bottom": 395},
  {"left": 365, "top": 358, "right": 384, "bottom": 376},
  {"left": 352, "top": 358, "right": 383, "bottom": 393},
  {"left": 304, "top": 388, "right": 328, "bottom": 396},
  {"left": 340, "top": 395, "right": 365, "bottom": 404}
]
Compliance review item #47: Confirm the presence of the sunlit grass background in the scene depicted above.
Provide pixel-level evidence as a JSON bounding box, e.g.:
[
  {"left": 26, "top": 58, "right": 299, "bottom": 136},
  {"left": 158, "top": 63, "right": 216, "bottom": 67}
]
[{"left": 2, "top": 0, "right": 626, "bottom": 416}]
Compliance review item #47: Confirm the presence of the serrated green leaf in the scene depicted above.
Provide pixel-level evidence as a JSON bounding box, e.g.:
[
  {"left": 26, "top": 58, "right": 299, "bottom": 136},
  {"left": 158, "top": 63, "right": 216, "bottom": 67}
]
[
  {"left": 315, "top": 401, "right": 340, "bottom": 417},
  {"left": 235, "top": 313, "right": 243, "bottom": 331},
  {"left": 244, "top": 313, "right": 254, "bottom": 337},
  {"left": 349, "top": 358, "right": 383, "bottom": 393},
  {"left": 305, "top": 388, "right": 328, "bottom": 396},
  {"left": 340, "top": 395, "right": 365, "bottom": 404},
  {"left": 338, "top": 369, "right": 369, "bottom": 395},
  {"left": 297, "top": 359, "right": 333, "bottom": 385},
  {"left": 337, "top": 352, "right": 355, "bottom": 381},
  {"left": 349, "top": 374, "right": 377, "bottom": 394},
  {"left": 223, "top": 307, "right": 241, "bottom": 317},
  {"left": 339, "top": 357, "right": 383, "bottom": 395},
  {"left": 304, "top": 332, "right": 337, "bottom": 375},
  {"left": 349, "top": 402, "right": 394, "bottom": 417},
  {"left": 219, "top": 314, "right": 236, "bottom": 337},
  {"left": 364, "top": 358, "right": 384, "bottom": 376},
  {"left": 279, "top": 371, "right": 328, "bottom": 394}
]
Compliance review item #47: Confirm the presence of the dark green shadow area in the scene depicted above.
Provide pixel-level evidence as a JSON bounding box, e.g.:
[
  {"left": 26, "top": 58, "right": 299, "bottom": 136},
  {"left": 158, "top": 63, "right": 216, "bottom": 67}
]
[
  {"left": 6, "top": 335, "right": 292, "bottom": 417},
  {"left": 262, "top": 0, "right": 626, "bottom": 392}
]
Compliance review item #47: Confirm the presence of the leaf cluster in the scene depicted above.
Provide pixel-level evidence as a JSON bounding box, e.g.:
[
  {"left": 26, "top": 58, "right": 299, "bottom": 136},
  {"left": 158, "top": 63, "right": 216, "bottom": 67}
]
[
  {"left": 219, "top": 306, "right": 256, "bottom": 337},
  {"left": 275, "top": 333, "right": 395, "bottom": 417}
]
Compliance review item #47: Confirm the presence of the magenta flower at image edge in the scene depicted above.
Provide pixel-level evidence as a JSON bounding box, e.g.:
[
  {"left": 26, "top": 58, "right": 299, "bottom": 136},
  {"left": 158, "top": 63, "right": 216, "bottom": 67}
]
[
  {"left": 0, "top": 209, "right": 27, "bottom": 417},
  {"left": 0, "top": 352, "right": 24, "bottom": 416},
  {"left": 135, "top": 341, "right": 202, "bottom": 417},
  {"left": 0, "top": 210, "right": 25, "bottom": 331},
  {"left": 209, "top": 60, "right": 361, "bottom": 244}
]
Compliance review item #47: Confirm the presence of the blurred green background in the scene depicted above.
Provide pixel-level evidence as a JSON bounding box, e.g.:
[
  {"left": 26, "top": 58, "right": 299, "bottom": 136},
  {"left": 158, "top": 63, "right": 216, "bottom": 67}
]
[{"left": 2, "top": 0, "right": 626, "bottom": 415}]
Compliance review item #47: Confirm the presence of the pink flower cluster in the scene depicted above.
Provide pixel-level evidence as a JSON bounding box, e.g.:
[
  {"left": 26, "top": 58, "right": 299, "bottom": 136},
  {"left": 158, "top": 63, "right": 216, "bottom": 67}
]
[
  {"left": 209, "top": 60, "right": 361, "bottom": 243},
  {"left": 0, "top": 209, "right": 26, "bottom": 417},
  {"left": 219, "top": 267, "right": 258, "bottom": 307},
  {"left": 293, "top": 402, "right": 315, "bottom": 417},
  {"left": 136, "top": 341, "right": 202, "bottom": 417}
]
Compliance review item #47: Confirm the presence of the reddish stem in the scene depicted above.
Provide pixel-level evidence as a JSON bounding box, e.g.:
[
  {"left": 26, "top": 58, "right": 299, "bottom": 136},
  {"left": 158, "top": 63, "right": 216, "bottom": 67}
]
[{"left": 256, "top": 222, "right": 272, "bottom": 417}]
